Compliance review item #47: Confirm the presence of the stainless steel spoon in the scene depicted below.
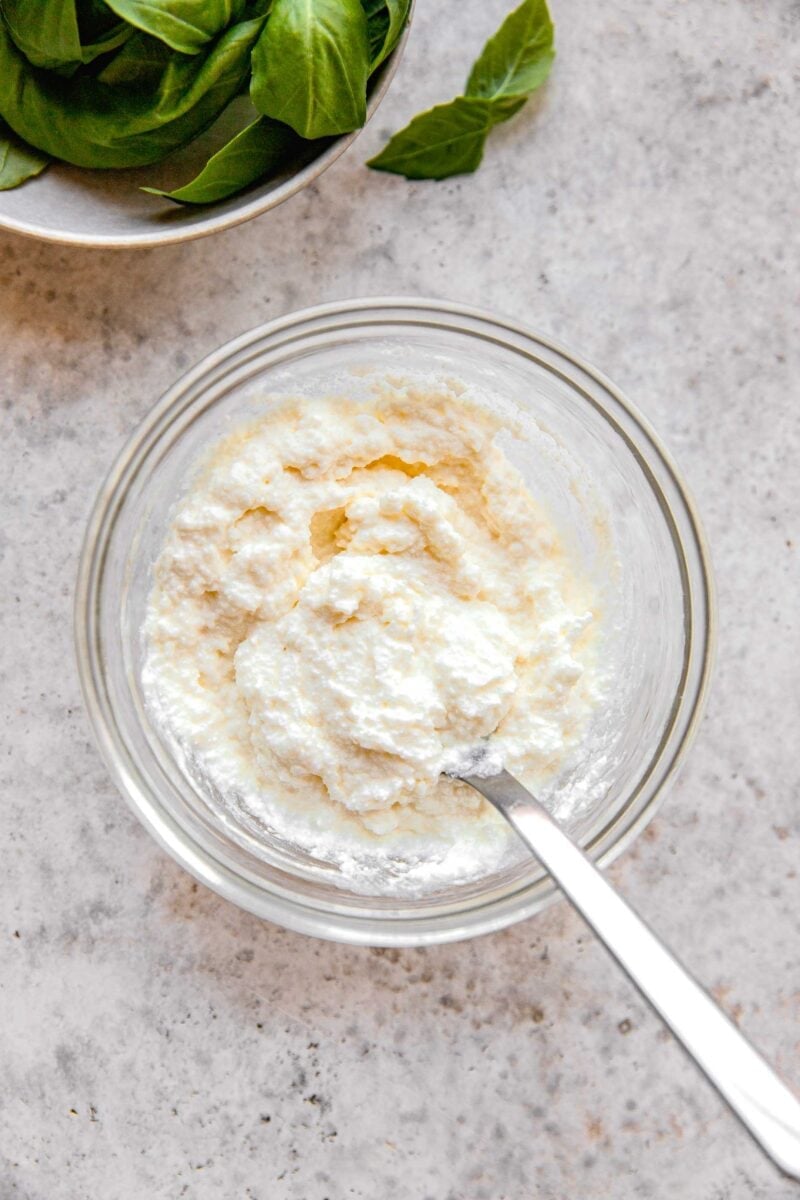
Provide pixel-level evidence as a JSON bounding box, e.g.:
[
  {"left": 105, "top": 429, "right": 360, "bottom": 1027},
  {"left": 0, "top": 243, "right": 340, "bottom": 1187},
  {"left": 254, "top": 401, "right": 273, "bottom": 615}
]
[{"left": 459, "top": 767, "right": 800, "bottom": 1181}]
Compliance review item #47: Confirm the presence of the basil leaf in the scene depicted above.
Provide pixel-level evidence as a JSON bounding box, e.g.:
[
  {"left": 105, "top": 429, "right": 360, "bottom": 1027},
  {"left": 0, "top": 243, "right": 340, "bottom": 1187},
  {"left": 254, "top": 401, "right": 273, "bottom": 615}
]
[
  {"left": 143, "top": 115, "right": 300, "bottom": 203},
  {"left": 102, "top": 0, "right": 245, "bottom": 55},
  {"left": 74, "top": 21, "right": 133, "bottom": 64},
  {"left": 95, "top": 29, "right": 174, "bottom": 86},
  {"left": 0, "top": 119, "right": 50, "bottom": 189},
  {"left": 381, "top": 0, "right": 410, "bottom": 63},
  {"left": 368, "top": 96, "right": 496, "bottom": 181},
  {"left": 369, "top": 0, "right": 554, "bottom": 181},
  {"left": 465, "top": 0, "right": 554, "bottom": 103},
  {"left": 361, "top": 0, "right": 388, "bottom": 65},
  {"left": 250, "top": 0, "right": 369, "bottom": 139},
  {"left": 1, "top": 0, "right": 83, "bottom": 68},
  {"left": 0, "top": 14, "right": 265, "bottom": 167},
  {"left": 0, "top": 0, "right": 131, "bottom": 71},
  {"left": 361, "top": 0, "right": 409, "bottom": 70},
  {"left": 487, "top": 95, "right": 528, "bottom": 126}
]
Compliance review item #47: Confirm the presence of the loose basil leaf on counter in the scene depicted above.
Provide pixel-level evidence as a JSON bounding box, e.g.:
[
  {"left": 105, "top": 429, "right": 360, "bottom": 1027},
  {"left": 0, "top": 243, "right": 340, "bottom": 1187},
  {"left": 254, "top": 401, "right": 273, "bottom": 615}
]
[
  {"left": 368, "top": 0, "right": 554, "bottom": 180},
  {"left": 102, "top": 0, "right": 248, "bottom": 55},
  {"left": 143, "top": 115, "right": 300, "bottom": 204},
  {"left": 0, "top": 13, "right": 265, "bottom": 167},
  {"left": 1, "top": 0, "right": 131, "bottom": 71},
  {"left": 465, "top": 0, "right": 554, "bottom": 103},
  {"left": 250, "top": 0, "right": 369, "bottom": 139},
  {"left": 484, "top": 95, "right": 528, "bottom": 127},
  {"left": 0, "top": 119, "right": 50, "bottom": 190},
  {"left": 368, "top": 96, "right": 497, "bottom": 180},
  {"left": 362, "top": 0, "right": 410, "bottom": 70}
]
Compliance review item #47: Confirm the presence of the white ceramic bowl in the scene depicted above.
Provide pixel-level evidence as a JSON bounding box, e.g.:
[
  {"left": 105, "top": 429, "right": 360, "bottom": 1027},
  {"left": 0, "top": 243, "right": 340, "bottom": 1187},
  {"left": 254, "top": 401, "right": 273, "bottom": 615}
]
[{"left": 0, "top": 15, "right": 411, "bottom": 249}]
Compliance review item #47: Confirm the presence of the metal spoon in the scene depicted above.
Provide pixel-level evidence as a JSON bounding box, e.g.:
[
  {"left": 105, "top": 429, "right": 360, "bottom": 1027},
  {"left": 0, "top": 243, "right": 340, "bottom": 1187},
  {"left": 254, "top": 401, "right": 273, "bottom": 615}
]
[{"left": 459, "top": 767, "right": 800, "bottom": 1181}]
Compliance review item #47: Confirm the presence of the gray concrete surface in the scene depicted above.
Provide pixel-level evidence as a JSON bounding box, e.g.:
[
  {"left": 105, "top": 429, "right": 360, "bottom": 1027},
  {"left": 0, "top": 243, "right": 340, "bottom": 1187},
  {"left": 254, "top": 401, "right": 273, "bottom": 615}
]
[{"left": 2, "top": 1, "right": 799, "bottom": 1196}]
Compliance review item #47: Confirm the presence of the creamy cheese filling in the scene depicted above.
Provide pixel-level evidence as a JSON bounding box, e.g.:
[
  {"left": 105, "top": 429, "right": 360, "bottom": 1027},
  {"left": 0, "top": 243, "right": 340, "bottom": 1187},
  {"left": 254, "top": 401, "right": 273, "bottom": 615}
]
[{"left": 143, "top": 382, "right": 601, "bottom": 890}]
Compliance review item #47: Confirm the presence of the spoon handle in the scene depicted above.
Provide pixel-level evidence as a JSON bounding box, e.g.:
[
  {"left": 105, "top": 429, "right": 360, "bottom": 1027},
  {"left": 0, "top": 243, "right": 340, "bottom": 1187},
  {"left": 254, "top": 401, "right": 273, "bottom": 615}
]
[{"left": 464, "top": 769, "right": 800, "bottom": 1181}]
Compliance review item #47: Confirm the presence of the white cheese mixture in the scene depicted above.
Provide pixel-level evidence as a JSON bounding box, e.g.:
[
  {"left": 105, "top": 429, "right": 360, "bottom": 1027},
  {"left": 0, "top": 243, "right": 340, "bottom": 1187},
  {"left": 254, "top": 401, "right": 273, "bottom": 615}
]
[{"left": 143, "top": 382, "right": 601, "bottom": 893}]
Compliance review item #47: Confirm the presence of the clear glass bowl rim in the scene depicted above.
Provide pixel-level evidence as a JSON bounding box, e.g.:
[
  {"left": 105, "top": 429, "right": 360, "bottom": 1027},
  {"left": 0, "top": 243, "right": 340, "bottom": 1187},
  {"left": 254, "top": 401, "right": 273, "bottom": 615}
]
[{"left": 75, "top": 297, "right": 716, "bottom": 946}]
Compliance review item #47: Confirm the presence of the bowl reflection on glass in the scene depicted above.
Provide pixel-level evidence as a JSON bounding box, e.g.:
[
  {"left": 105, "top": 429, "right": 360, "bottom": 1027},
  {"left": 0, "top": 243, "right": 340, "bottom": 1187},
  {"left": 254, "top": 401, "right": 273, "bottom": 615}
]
[{"left": 75, "top": 298, "right": 714, "bottom": 945}]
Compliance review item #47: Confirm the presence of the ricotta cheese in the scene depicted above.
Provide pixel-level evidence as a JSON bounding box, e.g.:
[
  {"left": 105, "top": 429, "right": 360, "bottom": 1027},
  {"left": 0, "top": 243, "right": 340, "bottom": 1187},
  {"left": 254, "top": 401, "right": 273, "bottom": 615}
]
[{"left": 143, "top": 381, "right": 601, "bottom": 892}]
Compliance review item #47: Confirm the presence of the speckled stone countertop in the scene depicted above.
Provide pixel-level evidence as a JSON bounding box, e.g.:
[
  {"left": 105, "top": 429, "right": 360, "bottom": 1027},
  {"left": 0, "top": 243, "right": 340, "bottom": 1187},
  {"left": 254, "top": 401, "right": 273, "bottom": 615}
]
[{"left": 2, "top": 1, "right": 799, "bottom": 1197}]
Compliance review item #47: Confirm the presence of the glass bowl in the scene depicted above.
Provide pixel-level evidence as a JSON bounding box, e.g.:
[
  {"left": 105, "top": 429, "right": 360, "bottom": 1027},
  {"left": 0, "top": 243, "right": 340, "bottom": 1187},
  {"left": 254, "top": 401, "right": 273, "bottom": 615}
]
[{"left": 75, "top": 298, "right": 715, "bottom": 945}]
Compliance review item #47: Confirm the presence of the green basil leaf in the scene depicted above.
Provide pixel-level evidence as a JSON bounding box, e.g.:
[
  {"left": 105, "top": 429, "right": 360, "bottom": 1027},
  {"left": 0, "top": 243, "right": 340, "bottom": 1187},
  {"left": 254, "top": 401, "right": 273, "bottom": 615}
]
[
  {"left": 102, "top": 0, "right": 245, "bottom": 55},
  {"left": 465, "top": 0, "right": 554, "bottom": 103},
  {"left": 1, "top": 0, "right": 83, "bottom": 68},
  {"left": 381, "top": 0, "right": 410, "bottom": 62},
  {"left": 0, "top": 119, "right": 50, "bottom": 189},
  {"left": 95, "top": 29, "right": 174, "bottom": 85},
  {"left": 367, "top": 96, "right": 495, "bottom": 180},
  {"left": 361, "top": 0, "right": 387, "bottom": 65},
  {"left": 0, "top": 14, "right": 265, "bottom": 167},
  {"left": 142, "top": 114, "right": 300, "bottom": 203},
  {"left": 369, "top": 0, "right": 554, "bottom": 182},
  {"left": 361, "top": 0, "right": 409, "bottom": 70},
  {"left": 0, "top": 0, "right": 131, "bottom": 71},
  {"left": 76, "top": 22, "right": 133, "bottom": 64},
  {"left": 487, "top": 95, "right": 528, "bottom": 126},
  {"left": 250, "top": 0, "right": 369, "bottom": 139}
]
